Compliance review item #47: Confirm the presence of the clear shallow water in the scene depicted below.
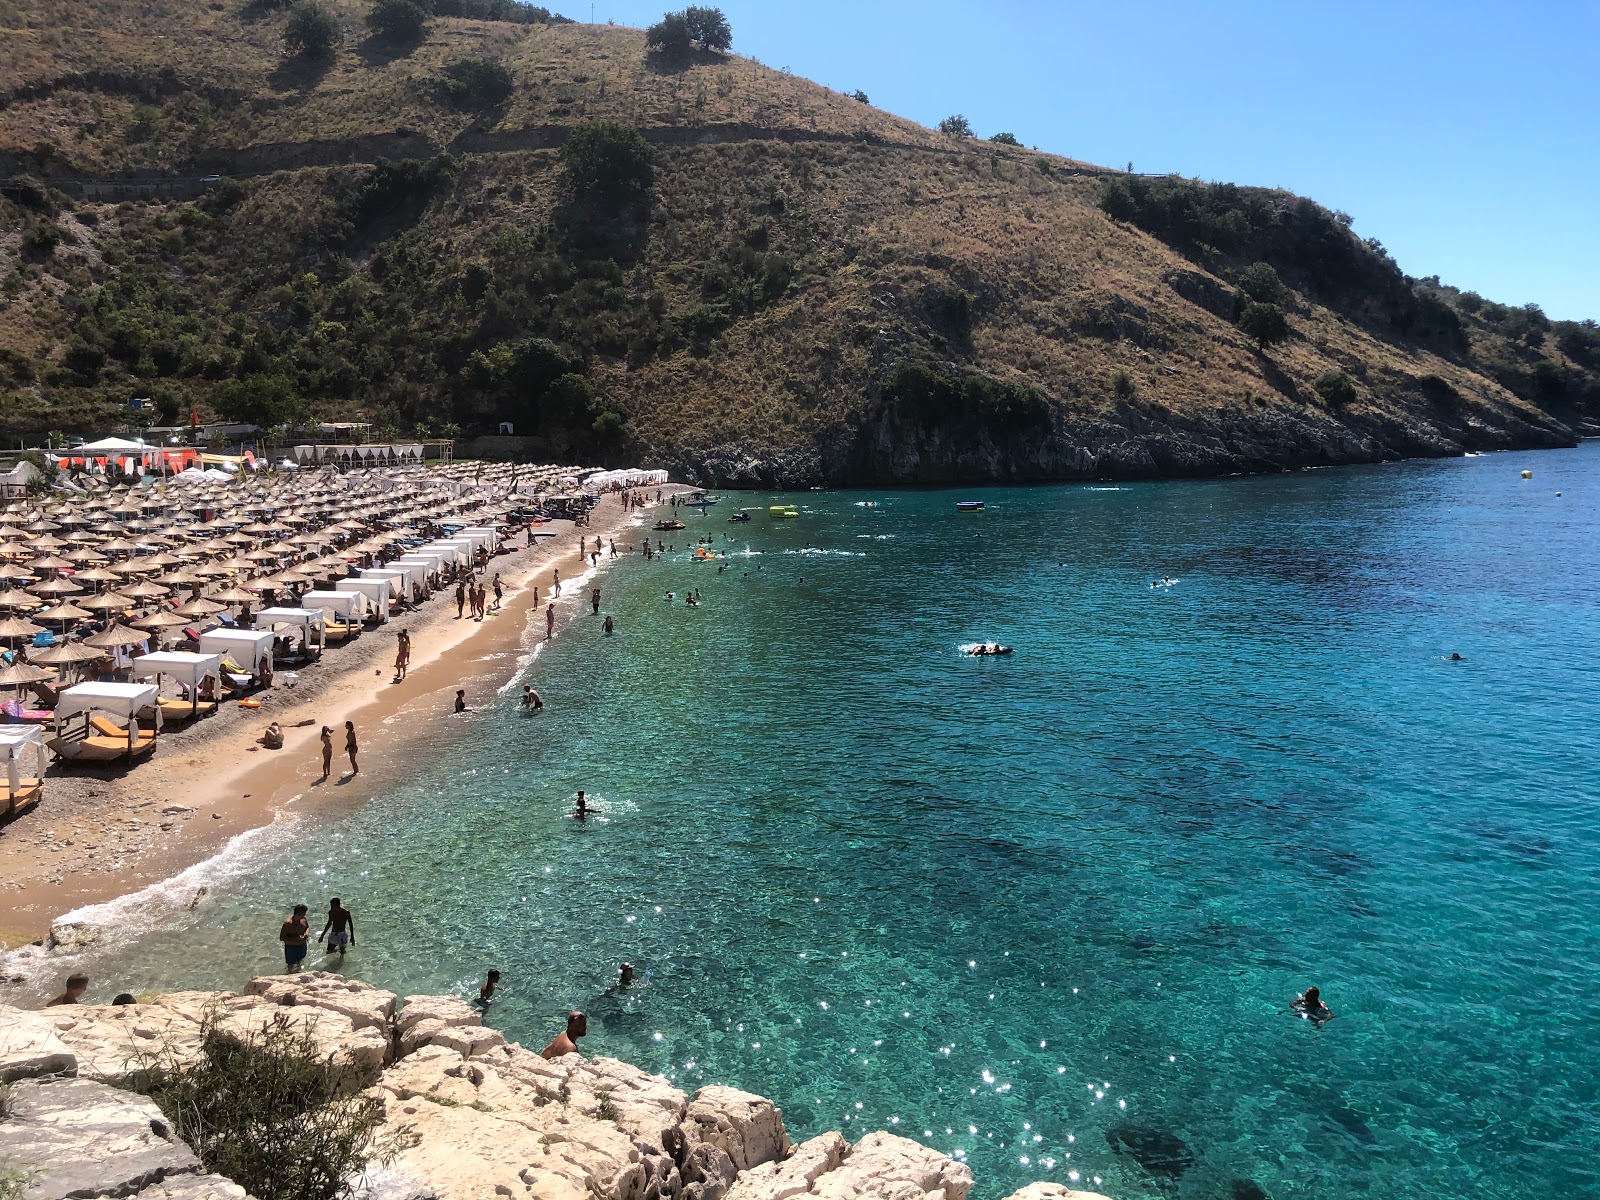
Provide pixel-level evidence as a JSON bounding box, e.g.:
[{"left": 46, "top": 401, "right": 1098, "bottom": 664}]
[{"left": 32, "top": 449, "right": 1600, "bottom": 1199}]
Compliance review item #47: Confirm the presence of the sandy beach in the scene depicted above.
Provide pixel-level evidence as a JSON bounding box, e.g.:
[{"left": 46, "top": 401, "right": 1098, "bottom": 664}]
[{"left": 0, "top": 489, "right": 684, "bottom": 950}]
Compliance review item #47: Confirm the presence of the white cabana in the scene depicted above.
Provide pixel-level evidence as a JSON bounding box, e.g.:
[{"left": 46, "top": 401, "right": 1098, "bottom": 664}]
[
  {"left": 197, "top": 628, "right": 275, "bottom": 679},
  {"left": 335, "top": 577, "right": 391, "bottom": 622},
  {"left": 129, "top": 650, "right": 223, "bottom": 719},
  {"left": 253, "top": 607, "right": 326, "bottom": 658},
  {"left": 393, "top": 555, "right": 446, "bottom": 586},
  {"left": 461, "top": 526, "right": 501, "bottom": 552},
  {"left": 50, "top": 681, "right": 160, "bottom": 762},
  {"left": 1, "top": 725, "right": 48, "bottom": 815},
  {"left": 299, "top": 591, "right": 365, "bottom": 644},
  {"left": 360, "top": 566, "right": 416, "bottom": 602},
  {"left": 417, "top": 543, "right": 464, "bottom": 566}
]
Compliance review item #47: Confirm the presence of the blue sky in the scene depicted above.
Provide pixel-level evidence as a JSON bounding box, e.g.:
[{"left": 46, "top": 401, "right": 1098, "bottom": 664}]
[{"left": 583, "top": 1, "right": 1599, "bottom": 320}]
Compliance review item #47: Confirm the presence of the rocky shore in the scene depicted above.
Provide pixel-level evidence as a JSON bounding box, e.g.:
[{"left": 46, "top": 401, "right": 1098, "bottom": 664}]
[{"left": 0, "top": 974, "right": 1111, "bottom": 1200}]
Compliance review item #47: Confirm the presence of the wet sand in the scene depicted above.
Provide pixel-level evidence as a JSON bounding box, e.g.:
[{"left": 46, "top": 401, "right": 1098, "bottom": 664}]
[{"left": 0, "top": 491, "right": 681, "bottom": 949}]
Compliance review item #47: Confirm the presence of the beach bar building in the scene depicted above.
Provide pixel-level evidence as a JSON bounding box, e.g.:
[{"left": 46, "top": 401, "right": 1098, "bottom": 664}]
[
  {"left": 197, "top": 629, "right": 274, "bottom": 686},
  {"left": 48, "top": 682, "right": 160, "bottom": 762},
  {"left": 129, "top": 651, "right": 223, "bottom": 721},
  {"left": 1, "top": 725, "right": 48, "bottom": 817},
  {"left": 334, "top": 577, "right": 392, "bottom": 623}
]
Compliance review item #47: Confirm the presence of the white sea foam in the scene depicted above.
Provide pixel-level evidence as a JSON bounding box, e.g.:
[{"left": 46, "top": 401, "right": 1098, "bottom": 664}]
[
  {"left": 0, "top": 812, "right": 306, "bottom": 985},
  {"left": 784, "top": 548, "right": 867, "bottom": 558}
]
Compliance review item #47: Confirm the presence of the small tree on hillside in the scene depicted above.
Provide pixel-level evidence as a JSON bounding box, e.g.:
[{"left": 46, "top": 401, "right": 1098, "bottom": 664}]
[
  {"left": 282, "top": 2, "right": 342, "bottom": 59},
  {"left": 561, "top": 121, "right": 654, "bottom": 201},
  {"left": 645, "top": 11, "right": 692, "bottom": 58},
  {"left": 366, "top": 0, "right": 429, "bottom": 43},
  {"left": 1237, "top": 302, "right": 1289, "bottom": 352},
  {"left": 989, "top": 131, "right": 1020, "bottom": 146},
  {"left": 683, "top": 6, "right": 731, "bottom": 51},
  {"left": 1238, "top": 261, "right": 1285, "bottom": 306},
  {"left": 850, "top": 90, "right": 869, "bottom": 104},
  {"left": 938, "top": 114, "right": 973, "bottom": 138}
]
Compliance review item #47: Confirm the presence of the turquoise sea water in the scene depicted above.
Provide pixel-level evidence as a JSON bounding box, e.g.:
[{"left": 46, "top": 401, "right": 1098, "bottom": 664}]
[{"left": 34, "top": 448, "right": 1600, "bottom": 1199}]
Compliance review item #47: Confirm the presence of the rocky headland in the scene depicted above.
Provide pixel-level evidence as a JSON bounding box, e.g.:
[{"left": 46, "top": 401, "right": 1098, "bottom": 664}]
[{"left": 0, "top": 973, "right": 1111, "bottom": 1200}]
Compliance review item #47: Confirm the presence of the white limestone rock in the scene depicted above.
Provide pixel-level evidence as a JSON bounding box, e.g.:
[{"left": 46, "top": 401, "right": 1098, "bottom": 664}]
[
  {"left": 810, "top": 1132, "right": 973, "bottom": 1200},
  {"left": 680, "top": 1086, "right": 792, "bottom": 1173},
  {"left": 723, "top": 1133, "right": 849, "bottom": 1200},
  {"left": 1000, "top": 1184, "right": 1112, "bottom": 1200},
  {"left": 242, "top": 973, "right": 398, "bottom": 1033},
  {"left": 0, "top": 1004, "right": 77, "bottom": 1082},
  {"left": 0, "top": 1077, "right": 200, "bottom": 1200}
]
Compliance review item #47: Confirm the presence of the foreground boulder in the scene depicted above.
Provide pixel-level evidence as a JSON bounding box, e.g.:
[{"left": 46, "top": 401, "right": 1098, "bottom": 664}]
[
  {"left": 0, "top": 974, "right": 1118, "bottom": 1200},
  {"left": 0, "top": 1076, "right": 248, "bottom": 1200}
]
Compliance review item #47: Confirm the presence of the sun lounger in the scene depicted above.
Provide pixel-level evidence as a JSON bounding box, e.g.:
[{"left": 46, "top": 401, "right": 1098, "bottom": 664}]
[{"left": 4, "top": 778, "right": 43, "bottom": 819}]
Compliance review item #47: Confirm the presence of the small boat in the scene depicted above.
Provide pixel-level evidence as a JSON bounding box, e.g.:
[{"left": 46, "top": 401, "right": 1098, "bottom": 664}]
[
  {"left": 956, "top": 500, "right": 985, "bottom": 513},
  {"left": 728, "top": 512, "right": 751, "bottom": 523},
  {"left": 653, "top": 520, "right": 686, "bottom": 532},
  {"left": 686, "top": 493, "right": 721, "bottom": 508}
]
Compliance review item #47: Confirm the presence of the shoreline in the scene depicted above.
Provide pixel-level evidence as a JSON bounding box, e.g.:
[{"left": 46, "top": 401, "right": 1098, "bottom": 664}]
[{"left": 0, "top": 490, "right": 684, "bottom": 951}]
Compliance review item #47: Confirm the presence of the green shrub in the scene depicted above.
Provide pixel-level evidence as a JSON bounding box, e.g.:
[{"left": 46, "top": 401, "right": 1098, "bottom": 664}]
[
  {"left": 849, "top": 90, "right": 869, "bottom": 104},
  {"left": 439, "top": 56, "right": 514, "bottom": 107},
  {"left": 366, "top": 0, "right": 429, "bottom": 43},
  {"left": 1238, "top": 261, "right": 1284, "bottom": 306},
  {"left": 926, "top": 284, "right": 972, "bottom": 338},
  {"left": 937, "top": 114, "right": 973, "bottom": 138},
  {"left": 885, "top": 361, "right": 1049, "bottom": 429},
  {"left": 1236, "top": 301, "right": 1289, "bottom": 351},
  {"left": 561, "top": 122, "right": 653, "bottom": 200},
  {"left": 989, "top": 132, "right": 1020, "bottom": 146},
  {"left": 1111, "top": 369, "right": 1135, "bottom": 399},
  {"left": 282, "top": 2, "right": 342, "bottom": 59},
  {"left": 148, "top": 1012, "right": 410, "bottom": 1200},
  {"left": 645, "top": 12, "right": 691, "bottom": 58},
  {"left": 212, "top": 373, "right": 308, "bottom": 427},
  {"left": 22, "top": 221, "right": 61, "bottom": 257},
  {"left": 1314, "top": 369, "right": 1358, "bottom": 407},
  {"left": 646, "top": 7, "right": 730, "bottom": 57}
]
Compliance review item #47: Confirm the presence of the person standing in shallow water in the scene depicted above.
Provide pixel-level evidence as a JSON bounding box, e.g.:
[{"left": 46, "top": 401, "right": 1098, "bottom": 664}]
[
  {"left": 318, "top": 898, "right": 355, "bottom": 957},
  {"left": 279, "top": 905, "right": 310, "bottom": 970},
  {"left": 344, "top": 721, "right": 359, "bottom": 776},
  {"left": 319, "top": 726, "right": 333, "bottom": 782},
  {"left": 591, "top": 587, "right": 601, "bottom": 615},
  {"left": 546, "top": 604, "right": 555, "bottom": 641}
]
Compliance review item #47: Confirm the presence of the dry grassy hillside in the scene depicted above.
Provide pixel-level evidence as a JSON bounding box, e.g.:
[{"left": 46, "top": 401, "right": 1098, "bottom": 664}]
[{"left": 1, "top": 0, "right": 1594, "bottom": 482}]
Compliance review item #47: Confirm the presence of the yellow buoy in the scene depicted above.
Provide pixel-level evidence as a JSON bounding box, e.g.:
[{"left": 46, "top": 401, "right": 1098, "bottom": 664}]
[{"left": 1521, "top": 470, "right": 1532, "bottom": 479}]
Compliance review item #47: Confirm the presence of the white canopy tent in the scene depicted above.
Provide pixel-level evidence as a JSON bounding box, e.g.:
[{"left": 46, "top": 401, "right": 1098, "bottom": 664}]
[
  {"left": 129, "top": 651, "right": 223, "bottom": 718},
  {"left": 0, "top": 725, "right": 48, "bottom": 814},
  {"left": 335, "top": 577, "right": 391, "bottom": 622},
  {"left": 360, "top": 567, "right": 416, "bottom": 602},
  {"left": 299, "top": 591, "right": 365, "bottom": 643},
  {"left": 197, "top": 629, "right": 275, "bottom": 679},
  {"left": 461, "top": 526, "right": 501, "bottom": 552},
  {"left": 300, "top": 590, "right": 365, "bottom": 621},
  {"left": 51, "top": 681, "right": 161, "bottom": 761},
  {"left": 417, "top": 543, "right": 464, "bottom": 566},
  {"left": 253, "top": 607, "right": 326, "bottom": 658}
]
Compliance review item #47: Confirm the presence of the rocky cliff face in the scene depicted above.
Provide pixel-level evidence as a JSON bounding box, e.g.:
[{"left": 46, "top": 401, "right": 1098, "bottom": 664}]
[
  {"left": 666, "top": 395, "right": 1574, "bottom": 490},
  {"left": 0, "top": 974, "right": 1113, "bottom": 1200}
]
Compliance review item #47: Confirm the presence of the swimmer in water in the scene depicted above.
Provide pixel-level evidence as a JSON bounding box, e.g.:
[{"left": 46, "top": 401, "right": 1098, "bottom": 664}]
[
  {"left": 574, "top": 789, "right": 589, "bottom": 819},
  {"left": 1290, "top": 986, "right": 1334, "bottom": 1025},
  {"left": 1449, "top": 652, "right": 1464, "bottom": 661}
]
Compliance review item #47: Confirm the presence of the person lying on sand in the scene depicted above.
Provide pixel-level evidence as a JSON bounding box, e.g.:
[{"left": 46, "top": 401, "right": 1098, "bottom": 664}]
[{"left": 260, "top": 722, "right": 284, "bottom": 750}]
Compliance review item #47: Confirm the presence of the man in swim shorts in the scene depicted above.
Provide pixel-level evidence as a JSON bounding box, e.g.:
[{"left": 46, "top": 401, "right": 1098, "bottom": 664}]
[
  {"left": 318, "top": 897, "right": 356, "bottom": 956},
  {"left": 279, "top": 904, "right": 310, "bottom": 969}
]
